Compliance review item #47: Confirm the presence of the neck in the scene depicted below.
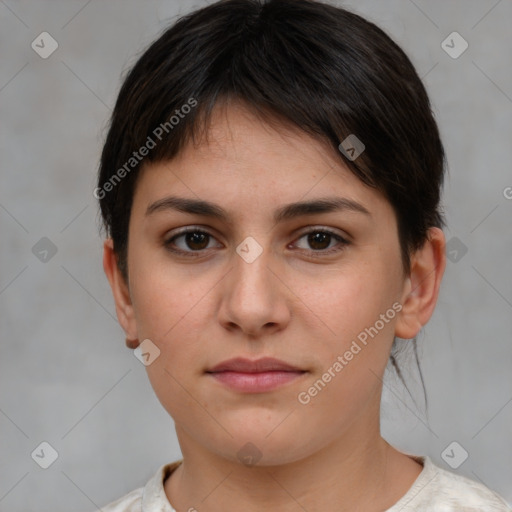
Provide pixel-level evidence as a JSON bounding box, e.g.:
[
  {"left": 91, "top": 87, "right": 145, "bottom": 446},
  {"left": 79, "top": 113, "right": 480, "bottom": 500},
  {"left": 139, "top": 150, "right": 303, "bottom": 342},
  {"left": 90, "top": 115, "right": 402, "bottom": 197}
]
[{"left": 164, "top": 418, "right": 420, "bottom": 512}]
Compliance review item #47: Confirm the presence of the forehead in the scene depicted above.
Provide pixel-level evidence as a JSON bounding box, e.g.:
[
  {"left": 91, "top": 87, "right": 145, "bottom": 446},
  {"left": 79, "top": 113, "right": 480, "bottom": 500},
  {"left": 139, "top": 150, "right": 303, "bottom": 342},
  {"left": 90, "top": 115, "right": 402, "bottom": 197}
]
[
  {"left": 132, "top": 103, "right": 394, "bottom": 226},
  {"left": 182, "top": 102, "right": 346, "bottom": 179}
]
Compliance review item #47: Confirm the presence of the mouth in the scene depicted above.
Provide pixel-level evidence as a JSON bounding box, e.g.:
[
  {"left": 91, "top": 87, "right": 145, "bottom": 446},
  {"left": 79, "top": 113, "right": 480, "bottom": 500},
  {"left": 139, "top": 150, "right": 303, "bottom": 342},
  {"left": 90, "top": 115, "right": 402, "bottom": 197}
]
[
  {"left": 205, "top": 357, "right": 307, "bottom": 393},
  {"left": 206, "top": 356, "right": 304, "bottom": 373}
]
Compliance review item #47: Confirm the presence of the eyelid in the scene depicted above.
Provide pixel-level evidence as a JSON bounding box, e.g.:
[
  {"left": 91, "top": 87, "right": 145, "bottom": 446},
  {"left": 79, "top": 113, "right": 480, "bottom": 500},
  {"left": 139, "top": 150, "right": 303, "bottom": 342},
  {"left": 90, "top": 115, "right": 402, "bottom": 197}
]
[{"left": 294, "top": 224, "right": 350, "bottom": 241}]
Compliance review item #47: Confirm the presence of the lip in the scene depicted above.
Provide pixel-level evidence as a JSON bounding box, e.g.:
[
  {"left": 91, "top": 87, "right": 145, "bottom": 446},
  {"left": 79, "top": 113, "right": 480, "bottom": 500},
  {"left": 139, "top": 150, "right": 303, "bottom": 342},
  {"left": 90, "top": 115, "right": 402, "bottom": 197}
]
[
  {"left": 206, "top": 357, "right": 307, "bottom": 393},
  {"left": 207, "top": 357, "right": 303, "bottom": 373}
]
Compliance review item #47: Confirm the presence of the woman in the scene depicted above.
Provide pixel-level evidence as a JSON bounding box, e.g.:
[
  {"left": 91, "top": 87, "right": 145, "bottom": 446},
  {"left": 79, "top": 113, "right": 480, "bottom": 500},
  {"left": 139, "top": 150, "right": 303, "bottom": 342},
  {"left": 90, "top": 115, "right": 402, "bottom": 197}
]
[{"left": 96, "top": 0, "right": 511, "bottom": 510}]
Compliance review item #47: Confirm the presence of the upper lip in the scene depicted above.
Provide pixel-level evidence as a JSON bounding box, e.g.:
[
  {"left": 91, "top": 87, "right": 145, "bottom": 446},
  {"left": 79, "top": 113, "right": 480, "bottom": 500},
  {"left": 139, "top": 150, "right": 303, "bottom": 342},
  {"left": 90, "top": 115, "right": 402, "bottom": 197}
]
[{"left": 206, "top": 357, "right": 304, "bottom": 373}]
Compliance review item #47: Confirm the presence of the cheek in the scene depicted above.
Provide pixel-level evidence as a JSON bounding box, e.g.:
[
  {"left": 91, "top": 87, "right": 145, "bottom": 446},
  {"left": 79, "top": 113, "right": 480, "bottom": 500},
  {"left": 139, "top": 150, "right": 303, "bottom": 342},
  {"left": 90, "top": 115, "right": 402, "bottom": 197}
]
[
  {"left": 297, "top": 281, "right": 396, "bottom": 417},
  {"left": 134, "top": 271, "right": 208, "bottom": 416},
  {"left": 304, "top": 265, "right": 397, "bottom": 369},
  {"left": 129, "top": 257, "right": 215, "bottom": 378},
  {"left": 303, "top": 265, "right": 388, "bottom": 332},
  {"left": 129, "top": 251, "right": 204, "bottom": 338}
]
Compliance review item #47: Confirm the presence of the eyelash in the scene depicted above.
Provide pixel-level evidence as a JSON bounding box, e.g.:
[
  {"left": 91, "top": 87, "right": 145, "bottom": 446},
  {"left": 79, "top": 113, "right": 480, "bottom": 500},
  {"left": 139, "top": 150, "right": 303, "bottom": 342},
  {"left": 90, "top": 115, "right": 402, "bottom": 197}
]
[{"left": 163, "top": 227, "right": 350, "bottom": 258}]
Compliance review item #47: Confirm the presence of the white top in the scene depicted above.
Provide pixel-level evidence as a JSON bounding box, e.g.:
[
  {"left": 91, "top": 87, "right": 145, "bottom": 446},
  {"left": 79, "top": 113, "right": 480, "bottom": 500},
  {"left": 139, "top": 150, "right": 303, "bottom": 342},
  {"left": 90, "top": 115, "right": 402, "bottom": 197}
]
[{"left": 99, "top": 455, "right": 512, "bottom": 511}]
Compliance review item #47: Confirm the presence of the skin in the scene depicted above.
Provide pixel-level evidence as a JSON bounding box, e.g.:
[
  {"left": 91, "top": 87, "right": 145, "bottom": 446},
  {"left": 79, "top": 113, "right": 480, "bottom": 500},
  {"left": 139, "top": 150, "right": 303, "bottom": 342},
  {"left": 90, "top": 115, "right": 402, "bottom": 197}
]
[{"left": 103, "top": 101, "right": 446, "bottom": 512}]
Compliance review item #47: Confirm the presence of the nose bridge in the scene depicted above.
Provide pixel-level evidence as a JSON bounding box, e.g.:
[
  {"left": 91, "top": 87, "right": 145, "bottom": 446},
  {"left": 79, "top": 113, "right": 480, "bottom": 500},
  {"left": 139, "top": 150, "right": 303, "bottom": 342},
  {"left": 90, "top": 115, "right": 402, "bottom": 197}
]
[
  {"left": 219, "top": 233, "right": 287, "bottom": 334},
  {"left": 232, "top": 234, "right": 274, "bottom": 299}
]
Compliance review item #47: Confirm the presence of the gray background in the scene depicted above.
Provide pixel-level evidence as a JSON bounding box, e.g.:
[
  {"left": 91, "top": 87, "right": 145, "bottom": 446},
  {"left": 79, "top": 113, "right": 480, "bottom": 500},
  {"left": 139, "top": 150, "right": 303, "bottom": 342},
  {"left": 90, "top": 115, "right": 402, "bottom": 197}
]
[{"left": 1, "top": 0, "right": 511, "bottom": 510}]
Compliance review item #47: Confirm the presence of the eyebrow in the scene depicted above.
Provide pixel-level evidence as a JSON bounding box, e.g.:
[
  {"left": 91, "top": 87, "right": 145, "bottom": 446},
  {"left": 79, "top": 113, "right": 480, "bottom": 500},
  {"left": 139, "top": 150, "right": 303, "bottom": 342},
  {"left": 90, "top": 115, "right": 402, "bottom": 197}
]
[{"left": 145, "top": 195, "right": 371, "bottom": 223}]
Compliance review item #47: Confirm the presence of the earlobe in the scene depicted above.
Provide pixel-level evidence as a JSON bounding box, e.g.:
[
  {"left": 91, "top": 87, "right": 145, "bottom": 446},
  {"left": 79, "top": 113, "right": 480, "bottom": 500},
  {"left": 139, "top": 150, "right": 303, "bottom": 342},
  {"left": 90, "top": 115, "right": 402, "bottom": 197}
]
[
  {"left": 102, "top": 239, "right": 140, "bottom": 348},
  {"left": 394, "top": 227, "right": 446, "bottom": 339}
]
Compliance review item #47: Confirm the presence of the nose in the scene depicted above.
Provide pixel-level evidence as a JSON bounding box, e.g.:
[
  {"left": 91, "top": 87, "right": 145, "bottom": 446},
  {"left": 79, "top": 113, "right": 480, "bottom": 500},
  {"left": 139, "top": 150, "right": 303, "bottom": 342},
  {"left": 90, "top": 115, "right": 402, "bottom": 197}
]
[{"left": 217, "top": 241, "right": 291, "bottom": 338}]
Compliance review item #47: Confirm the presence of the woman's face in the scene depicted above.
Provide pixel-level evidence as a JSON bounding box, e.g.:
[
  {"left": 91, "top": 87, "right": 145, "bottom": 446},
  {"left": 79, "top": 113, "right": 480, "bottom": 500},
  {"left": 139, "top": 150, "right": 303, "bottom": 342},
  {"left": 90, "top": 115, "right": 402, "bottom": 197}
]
[{"left": 117, "top": 103, "right": 416, "bottom": 465}]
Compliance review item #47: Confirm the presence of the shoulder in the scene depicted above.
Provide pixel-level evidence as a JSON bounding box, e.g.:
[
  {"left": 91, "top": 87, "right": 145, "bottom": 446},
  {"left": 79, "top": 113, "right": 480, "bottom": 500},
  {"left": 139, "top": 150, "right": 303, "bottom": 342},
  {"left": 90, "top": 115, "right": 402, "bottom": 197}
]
[
  {"left": 95, "top": 460, "right": 182, "bottom": 512},
  {"left": 391, "top": 456, "right": 512, "bottom": 512},
  {"left": 430, "top": 462, "right": 511, "bottom": 511}
]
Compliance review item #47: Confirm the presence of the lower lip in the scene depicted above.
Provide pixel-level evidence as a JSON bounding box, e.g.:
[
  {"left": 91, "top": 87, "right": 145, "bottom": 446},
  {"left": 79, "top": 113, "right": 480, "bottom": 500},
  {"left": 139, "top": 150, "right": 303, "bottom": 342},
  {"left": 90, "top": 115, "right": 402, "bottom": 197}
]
[{"left": 207, "top": 371, "right": 306, "bottom": 392}]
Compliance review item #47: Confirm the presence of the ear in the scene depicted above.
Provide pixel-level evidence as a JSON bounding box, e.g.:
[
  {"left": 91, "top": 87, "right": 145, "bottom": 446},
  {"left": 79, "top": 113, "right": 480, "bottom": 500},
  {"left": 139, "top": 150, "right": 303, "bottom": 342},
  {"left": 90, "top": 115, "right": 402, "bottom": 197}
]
[
  {"left": 102, "top": 239, "right": 140, "bottom": 349},
  {"left": 395, "top": 227, "right": 446, "bottom": 339}
]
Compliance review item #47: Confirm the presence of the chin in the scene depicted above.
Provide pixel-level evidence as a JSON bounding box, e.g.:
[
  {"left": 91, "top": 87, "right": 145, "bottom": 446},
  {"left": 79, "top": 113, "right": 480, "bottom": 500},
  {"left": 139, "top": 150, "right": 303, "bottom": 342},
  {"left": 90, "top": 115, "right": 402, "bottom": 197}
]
[{"left": 207, "top": 429, "right": 313, "bottom": 468}]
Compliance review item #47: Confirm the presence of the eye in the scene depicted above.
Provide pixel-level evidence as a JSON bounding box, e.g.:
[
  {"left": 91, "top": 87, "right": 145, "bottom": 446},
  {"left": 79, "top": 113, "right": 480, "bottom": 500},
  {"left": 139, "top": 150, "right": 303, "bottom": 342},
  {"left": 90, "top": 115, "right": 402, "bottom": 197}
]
[
  {"left": 292, "top": 228, "right": 349, "bottom": 256},
  {"left": 164, "top": 228, "right": 221, "bottom": 256},
  {"left": 163, "top": 227, "right": 350, "bottom": 258}
]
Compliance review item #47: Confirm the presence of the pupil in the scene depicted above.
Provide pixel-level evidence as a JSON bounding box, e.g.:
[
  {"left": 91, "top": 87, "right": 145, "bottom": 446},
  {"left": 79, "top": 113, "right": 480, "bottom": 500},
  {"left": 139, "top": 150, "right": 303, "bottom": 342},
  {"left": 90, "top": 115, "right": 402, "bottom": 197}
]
[
  {"left": 187, "top": 232, "right": 208, "bottom": 250},
  {"left": 309, "top": 232, "right": 330, "bottom": 250}
]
